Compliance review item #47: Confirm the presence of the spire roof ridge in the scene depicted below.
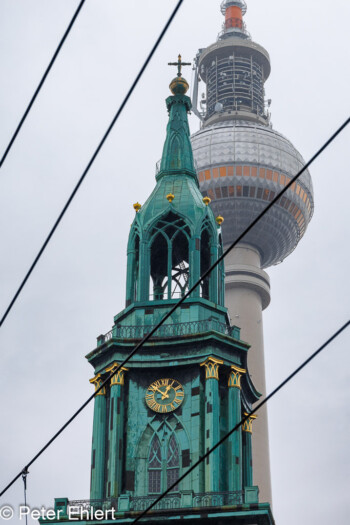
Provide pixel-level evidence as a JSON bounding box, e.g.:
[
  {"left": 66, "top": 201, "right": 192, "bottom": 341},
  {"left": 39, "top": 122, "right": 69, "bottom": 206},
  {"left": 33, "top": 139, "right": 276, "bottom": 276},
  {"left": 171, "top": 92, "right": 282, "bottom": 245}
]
[{"left": 156, "top": 67, "right": 197, "bottom": 183}]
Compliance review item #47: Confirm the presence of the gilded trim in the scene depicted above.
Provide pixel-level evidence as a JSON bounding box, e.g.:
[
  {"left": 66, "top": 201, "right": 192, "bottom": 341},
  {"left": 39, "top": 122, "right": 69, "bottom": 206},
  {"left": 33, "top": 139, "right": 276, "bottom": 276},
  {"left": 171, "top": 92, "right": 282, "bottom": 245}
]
[
  {"left": 200, "top": 356, "right": 224, "bottom": 380},
  {"left": 105, "top": 362, "right": 129, "bottom": 386},
  {"left": 89, "top": 374, "right": 106, "bottom": 396},
  {"left": 228, "top": 365, "right": 246, "bottom": 389},
  {"left": 242, "top": 412, "right": 257, "bottom": 433}
]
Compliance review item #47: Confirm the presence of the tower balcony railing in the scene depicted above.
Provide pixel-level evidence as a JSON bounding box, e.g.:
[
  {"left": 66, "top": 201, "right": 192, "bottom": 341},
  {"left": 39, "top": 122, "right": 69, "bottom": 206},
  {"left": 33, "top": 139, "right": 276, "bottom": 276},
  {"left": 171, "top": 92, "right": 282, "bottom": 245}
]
[
  {"left": 220, "top": 0, "right": 247, "bottom": 16},
  {"left": 98, "top": 319, "right": 241, "bottom": 346},
  {"left": 68, "top": 491, "right": 244, "bottom": 515},
  {"left": 131, "top": 494, "right": 181, "bottom": 511}
]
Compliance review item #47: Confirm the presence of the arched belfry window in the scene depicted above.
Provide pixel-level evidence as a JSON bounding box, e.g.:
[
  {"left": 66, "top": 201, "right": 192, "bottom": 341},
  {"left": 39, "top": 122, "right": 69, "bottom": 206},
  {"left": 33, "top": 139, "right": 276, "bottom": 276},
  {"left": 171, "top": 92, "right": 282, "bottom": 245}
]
[
  {"left": 172, "top": 230, "right": 189, "bottom": 298},
  {"left": 148, "top": 430, "right": 180, "bottom": 494},
  {"left": 126, "top": 230, "right": 140, "bottom": 306},
  {"left": 150, "top": 233, "right": 168, "bottom": 300},
  {"left": 200, "top": 221, "right": 213, "bottom": 300},
  {"left": 133, "top": 234, "right": 140, "bottom": 301},
  {"left": 149, "top": 212, "right": 190, "bottom": 300},
  {"left": 218, "top": 232, "right": 224, "bottom": 306}
]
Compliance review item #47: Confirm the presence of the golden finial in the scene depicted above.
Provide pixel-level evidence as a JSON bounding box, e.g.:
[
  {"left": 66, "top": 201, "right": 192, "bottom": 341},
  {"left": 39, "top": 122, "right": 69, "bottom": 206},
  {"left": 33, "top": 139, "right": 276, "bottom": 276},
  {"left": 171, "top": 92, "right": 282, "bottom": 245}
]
[
  {"left": 203, "top": 196, "right": 211, "bottom": 206},
  {"left": 216, "top": 215, "right": 224, "bottom": 225},
  {"left": 166, "top": 193, "right": 175, "bottom": 203},
  {"left": 133, "top": 202, "right": 141, "bottom": 212}
]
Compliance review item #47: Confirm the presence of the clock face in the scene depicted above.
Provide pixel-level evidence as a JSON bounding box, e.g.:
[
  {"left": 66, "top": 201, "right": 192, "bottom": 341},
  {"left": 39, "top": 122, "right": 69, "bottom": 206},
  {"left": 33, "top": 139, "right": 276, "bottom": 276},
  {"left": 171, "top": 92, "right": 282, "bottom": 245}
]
[{"left": 145, "top": 378, "right": 185, "bottom": 413}]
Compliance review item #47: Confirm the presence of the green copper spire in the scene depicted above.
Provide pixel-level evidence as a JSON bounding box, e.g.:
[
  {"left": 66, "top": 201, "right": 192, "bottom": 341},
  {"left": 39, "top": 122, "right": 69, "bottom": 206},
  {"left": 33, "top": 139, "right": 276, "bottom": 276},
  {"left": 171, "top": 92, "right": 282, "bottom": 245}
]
[
  {"left": 123, "top": 63, "right": 225, "bottom": 309},
  {"left": 157, "top": 55, "right": 197, "bottom": 182},
  {"left": 45, "top": 54, "right": 274, "bottom": 525}
]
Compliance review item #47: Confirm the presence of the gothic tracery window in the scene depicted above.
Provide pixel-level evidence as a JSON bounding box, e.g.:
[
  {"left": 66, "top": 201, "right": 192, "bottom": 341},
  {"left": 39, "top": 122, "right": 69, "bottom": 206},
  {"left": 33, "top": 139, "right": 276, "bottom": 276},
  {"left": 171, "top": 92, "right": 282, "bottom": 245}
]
[
  {"left": 148, "top": 435, "right": 162, "bottom": 493},
  {"left": 150, "top": 212, "right": 190, "bottom": 300},
  {"left": 148, "top": 431, "right": 180, "bottom": 493},
  {"left": 166, "top": 434, "right": 180, "bottom": 490}
]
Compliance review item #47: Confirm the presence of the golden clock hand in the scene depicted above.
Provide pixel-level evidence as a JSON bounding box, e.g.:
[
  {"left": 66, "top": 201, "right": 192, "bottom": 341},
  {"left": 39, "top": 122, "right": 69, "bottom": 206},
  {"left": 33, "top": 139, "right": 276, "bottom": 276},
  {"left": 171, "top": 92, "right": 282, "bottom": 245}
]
[
  {"left": 161, "top": 384, "right": 173, "bottom": 400},
  {"left": 152, "top": 386, "right": 169, "bottom": 399}
]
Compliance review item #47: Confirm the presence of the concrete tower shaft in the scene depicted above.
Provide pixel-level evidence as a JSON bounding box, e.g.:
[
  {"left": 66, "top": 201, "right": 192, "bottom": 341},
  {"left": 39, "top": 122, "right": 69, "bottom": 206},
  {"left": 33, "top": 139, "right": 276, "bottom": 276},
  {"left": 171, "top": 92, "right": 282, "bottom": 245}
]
[{"left": 191, "top": 0, "right": 315, "bottom": 507}]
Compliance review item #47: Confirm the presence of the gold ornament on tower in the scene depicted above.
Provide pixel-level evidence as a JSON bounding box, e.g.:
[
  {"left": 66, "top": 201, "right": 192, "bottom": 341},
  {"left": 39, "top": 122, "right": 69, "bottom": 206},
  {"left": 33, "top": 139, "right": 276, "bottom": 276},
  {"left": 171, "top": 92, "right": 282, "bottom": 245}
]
[
  {"left": 203, "top": 196, "right": 211, "bottom": 206},
  {"left": 168, "top": 54, "right": 191, "bottom": 95}
]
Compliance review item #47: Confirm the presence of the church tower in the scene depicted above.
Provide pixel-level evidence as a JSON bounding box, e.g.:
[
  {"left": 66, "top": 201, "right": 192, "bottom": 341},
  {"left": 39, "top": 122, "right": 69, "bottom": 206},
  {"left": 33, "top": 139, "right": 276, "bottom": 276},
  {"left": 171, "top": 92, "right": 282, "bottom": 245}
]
[{"left": 46, "top": 65, "right": 274, "bottom": 524}]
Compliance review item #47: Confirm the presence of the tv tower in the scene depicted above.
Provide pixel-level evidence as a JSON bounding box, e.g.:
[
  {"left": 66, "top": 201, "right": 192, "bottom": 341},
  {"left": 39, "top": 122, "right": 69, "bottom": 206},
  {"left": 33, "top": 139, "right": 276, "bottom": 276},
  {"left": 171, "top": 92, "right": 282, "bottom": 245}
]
[{"left": 191, "top": 0, "right": 314, "bottom": 503}]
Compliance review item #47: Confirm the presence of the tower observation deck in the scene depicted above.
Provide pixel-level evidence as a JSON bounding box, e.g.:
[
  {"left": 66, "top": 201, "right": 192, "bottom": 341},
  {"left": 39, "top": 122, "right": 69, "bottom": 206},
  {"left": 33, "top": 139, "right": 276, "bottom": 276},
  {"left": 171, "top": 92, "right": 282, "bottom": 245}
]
[{"left": 191, "top": 0, "right": 314, "bottom": 505}]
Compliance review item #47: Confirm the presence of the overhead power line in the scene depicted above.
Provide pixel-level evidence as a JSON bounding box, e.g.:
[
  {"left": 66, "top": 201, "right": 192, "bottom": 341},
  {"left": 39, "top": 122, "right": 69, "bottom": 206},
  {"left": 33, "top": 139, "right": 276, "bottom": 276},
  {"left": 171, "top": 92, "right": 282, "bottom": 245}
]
[
  {"left": 0, "top": 0, "right": 185, "bottom": 328},
  {"left": 1, "top": 115, "right": 349, "bottom": 329},
  {"left": 132, "top": 320, "right": 350, "bottom": 523},
  {"left": 0, "top": 0, "right": 86, "bottom": 168},
  {"left": 0, "top": 116, "right": 349, "bottom": 498}
]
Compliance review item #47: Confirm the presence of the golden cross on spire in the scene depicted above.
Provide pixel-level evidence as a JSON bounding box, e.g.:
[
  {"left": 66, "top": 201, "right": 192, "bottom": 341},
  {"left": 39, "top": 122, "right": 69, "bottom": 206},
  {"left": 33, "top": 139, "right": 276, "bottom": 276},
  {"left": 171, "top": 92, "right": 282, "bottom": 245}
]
[{"left": 168, "top": 54, "right": 191, "bottom": 77}]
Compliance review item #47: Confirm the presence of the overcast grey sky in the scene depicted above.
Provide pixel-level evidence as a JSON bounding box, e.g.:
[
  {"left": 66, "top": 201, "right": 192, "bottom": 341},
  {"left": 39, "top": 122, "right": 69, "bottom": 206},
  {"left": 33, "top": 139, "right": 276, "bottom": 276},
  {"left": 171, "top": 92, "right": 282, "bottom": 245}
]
[{"left": 0, "top": 1, "right": 349, "bottom": 524}]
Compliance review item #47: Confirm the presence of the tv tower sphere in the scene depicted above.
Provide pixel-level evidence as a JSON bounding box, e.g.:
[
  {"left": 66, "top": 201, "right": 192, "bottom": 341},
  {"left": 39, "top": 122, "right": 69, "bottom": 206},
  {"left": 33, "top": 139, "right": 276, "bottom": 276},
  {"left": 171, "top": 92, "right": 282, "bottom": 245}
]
[
  {"left": 192, "top": 0, "right": 314, "bottom": 268},
  {"left": 191, "top": 0, "right": 314, "bottom": 505}
]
